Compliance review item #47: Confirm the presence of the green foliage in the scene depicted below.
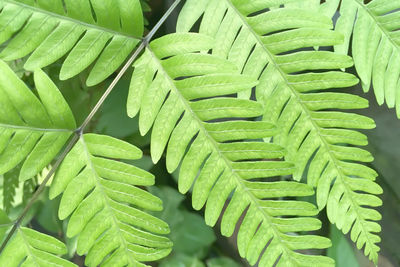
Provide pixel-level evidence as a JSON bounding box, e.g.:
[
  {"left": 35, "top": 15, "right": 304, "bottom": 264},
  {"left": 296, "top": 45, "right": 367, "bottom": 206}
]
[
  {"left": 0, "top": 209, "right": 10, "bottom": 242},
  {"left": 0, "top": 60, "right": 75, "bottom": 182},
  {"left": 151, "top": 186, "right": 218, "bottom": 265},
  {"left": 2, "top": 166, "right": 19, "bottom": 212},
  {"left": 0, "top": 63, "right": 172, "bottom": 266},
  {"left": 330, "top": 0, "right": 400, "bottom": 117},
  {"left": 328, "top": 225, "right": 359, "bottom": 267},
  {"left": 207, "top": 257, "right": 242, "bottom": 267},
  {"left": 160, "top": 254, "right": 242, "bottom": 267},
  {"left": 35, "top": 190, "right": 63, "bottom": 233},
  {"left": 160, "top": 254, "right": 205, "bottom": 267},
  {"left": 0, "top": 227, "right": 77, "bottom": 267},
  {"left": 0, "top": 0, "right": 144, "bottom": 86},
  {"left": 0, "top": 0, "right": 398, "bottom": 266},
  {"left": 177, "top": 0, "right": 383, "bottom": 263},
  {"left": 49, "top": 133, "right": 172, "bottom": 267},
  {"left": 169, "top": 211, "right": 215, "bottom": 256},
  {"left": 22, "top": 176, "right": 37, "bottom": 205},
  {"left": 127, "top": 32, "right": 334, "bottom": 266}
]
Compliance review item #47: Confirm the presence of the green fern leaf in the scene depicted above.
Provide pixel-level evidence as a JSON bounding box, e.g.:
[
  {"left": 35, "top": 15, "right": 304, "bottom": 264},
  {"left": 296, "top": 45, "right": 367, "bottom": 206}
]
[
  {"left": 0, "top": 0, "right": 144, "bottom": 86},
  {"left": 2, "top": 165, "right": 19, "bottom": 212},
  {"left": 22, "top": 176, "right": 37, "bottom": 205},
  {"left": 0, "top": 60, "right": 75, "bottom": 182},
  {"left": 0, "top": 227, "right": 77, "bottom": 267},
  {"left": 127, "top": 32, "right": 334, "bottom": 266},
  {"left": 49, "top": 133, "right": 172, "bottom": 267},
  {"left": 177, "top": 1, "right": 382, "bottom": 263},
  {"left": 329, "top": 0, "right": 400, "bottom": 117}
]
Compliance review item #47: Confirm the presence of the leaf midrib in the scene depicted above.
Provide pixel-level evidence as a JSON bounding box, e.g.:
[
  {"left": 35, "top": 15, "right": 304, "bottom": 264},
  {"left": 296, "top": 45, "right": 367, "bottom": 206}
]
[
  {"left": 223, "top": 0, "right": 377, "bottom": 256},
  {"left": 0, "top": 123, "right": 72, "bottom": 132},
  {"left": 147, "top": 47, "right": 299, "bottom": 264},
  {"left": 4, "top": 0, "right": 142, "bottom": 41},
  {"left": 0, "top": 5, "right": 24, "bottom": 31}
]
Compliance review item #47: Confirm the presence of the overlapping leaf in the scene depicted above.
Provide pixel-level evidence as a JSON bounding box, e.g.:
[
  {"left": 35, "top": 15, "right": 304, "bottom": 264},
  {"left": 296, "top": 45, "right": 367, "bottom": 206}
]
[
  {"left": 49, "top": 133, "right": 172, "bottom": 267},
  {"left": 0, "top": 59, "right": 75, "bottom": 182},
  {"left": 177, "top": 0, "right": 382, "bottom": 263},
  {"left": 0, "top": 227, "right": 77, "bottom": 267},
  {"left": 0, "top": 0, "right": 144, "bottom": 86},
  {"left": 127, "top": 32, "right": 333, "bottom": 266}
]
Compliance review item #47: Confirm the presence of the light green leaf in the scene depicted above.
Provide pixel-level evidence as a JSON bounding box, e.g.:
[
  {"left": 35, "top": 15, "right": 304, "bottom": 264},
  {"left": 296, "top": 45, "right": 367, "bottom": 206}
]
[
  {"left": 84, "top": 133, "right": 142, "bottom": 160},
  {"left": 127, "top": 32, "right": 334, "bottom": 266},
  {"left": 33, "top": 70, "right": 76, "bottom": 129},
  {"left": 0, "top": 61, "right": 74, "bottom": 181},
  {"left": 86, "top": 36, "right": 140, "bottom": 86},
  {"left": 333, "top": 0, "right": 400, "bottom": 118},
  {"left": 178, "top": 0, "right": 382, "bottom": 263},
  {"left": 50, "top": 134, "right": 172, "bottom": 266},
  {"left": 177, "top": 0, "right": 381, "bottom": 263},
  {"left": 60, "top": 30, "right": 112, "bottom": 80},
  {"left": 0, "top": 0, "right": 144, "bottom": 85},
  {"left": 24, "top": 22, "right": 86, "bottom": 70},
  {"left": 0, "top": 227, "right": 77, "bottom": 267}
]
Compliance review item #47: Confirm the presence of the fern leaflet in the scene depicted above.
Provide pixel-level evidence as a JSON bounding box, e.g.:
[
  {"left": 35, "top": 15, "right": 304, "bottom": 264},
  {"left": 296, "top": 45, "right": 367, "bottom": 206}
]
[
  {"left": 328, "top": 0, "right": 400, "bottom": 118},
  {"left": 49, "top": 133, "right": 172, "bottom": 267},
  {"left": 127, "top": 32, "right": 334, "bottom": 266},
  {"left": 2, "top": 165, "right": 19, "bottom": 212},
  {"left": 0, "top": 0, "right": 144, "bottom": 86},
  {"left": 0, "top": 60, "right": 75, "bottom": 182},
  {"left": 0, "top": 227, "right": 77, "bottom": 267},
  {"left": 177, "top": 0, "right": 383, "bottom": 263}
]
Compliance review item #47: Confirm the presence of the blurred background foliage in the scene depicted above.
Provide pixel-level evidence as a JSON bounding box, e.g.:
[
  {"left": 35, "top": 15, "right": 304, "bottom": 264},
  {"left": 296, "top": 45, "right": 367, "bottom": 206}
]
[{"left": 0, "top": 1, "right": 398, "bottom": 266}]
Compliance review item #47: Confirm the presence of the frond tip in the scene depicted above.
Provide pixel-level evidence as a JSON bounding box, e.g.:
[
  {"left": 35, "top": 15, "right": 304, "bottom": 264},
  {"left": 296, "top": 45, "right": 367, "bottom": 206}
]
[
  {"left": 127, "top": 32, "right": 334, "bottom": 266},
  {"left": 50, "top": 133, "right": 172, "bottom": 267}
]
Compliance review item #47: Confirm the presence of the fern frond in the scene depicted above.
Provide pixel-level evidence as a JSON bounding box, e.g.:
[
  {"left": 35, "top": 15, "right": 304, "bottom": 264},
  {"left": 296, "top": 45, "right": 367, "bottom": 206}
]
[
  {"left": 0, "top": 227, "right": 77, "bottom": 267},
  {"left": 0, "top": 60, "right": 75, "bottom": 182},
  {"left": 127, "top": 33, "right": 334, "bottom": 266},
  {"left": 330, "top": 0, "right": 400, "bottom": 117},
  {"left": 177, "top": 1, "right": 382, "bottom": 263},
  {"left": 0, "top": 0, "right": 144, "bottom": 86},
  {"left": 49, "top": 133, "right": 172, "bottom": 267}
]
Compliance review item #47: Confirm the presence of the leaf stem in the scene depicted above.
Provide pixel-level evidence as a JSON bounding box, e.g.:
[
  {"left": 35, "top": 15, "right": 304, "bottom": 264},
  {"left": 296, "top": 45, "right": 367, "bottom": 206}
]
[
  {"left": 0, "top": 134, "right": 79, "bottom": 253},
  {"left": 79, "top": 0, "right": 182, "bottom": 132},
  {"left": 0, "top": 0, "right": 182, "bottom": 253}
]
